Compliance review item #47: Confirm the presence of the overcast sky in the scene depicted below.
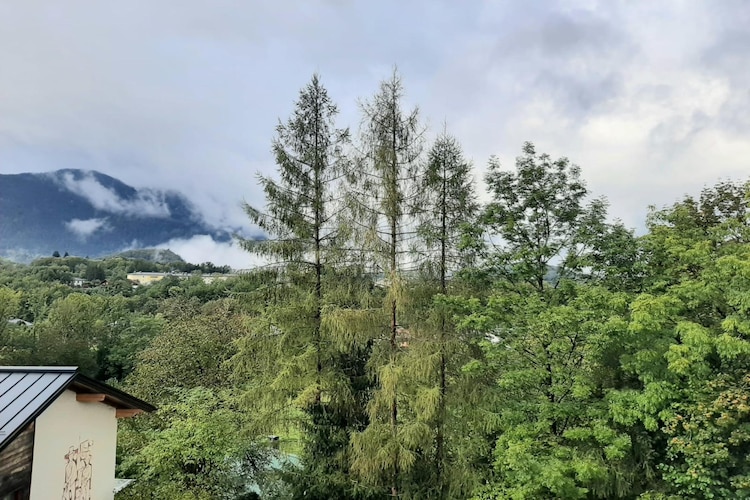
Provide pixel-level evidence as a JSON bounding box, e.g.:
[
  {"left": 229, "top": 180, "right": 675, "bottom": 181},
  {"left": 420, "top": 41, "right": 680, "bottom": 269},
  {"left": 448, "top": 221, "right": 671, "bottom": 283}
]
[{"left": 1, "top": 1, "right": 749, "bottom": 266}]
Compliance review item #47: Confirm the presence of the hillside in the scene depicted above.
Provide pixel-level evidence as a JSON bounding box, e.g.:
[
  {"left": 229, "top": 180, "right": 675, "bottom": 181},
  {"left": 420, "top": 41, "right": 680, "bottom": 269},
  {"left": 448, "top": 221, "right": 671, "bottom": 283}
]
[
  {"left": 112, "top": 248, "right": 185, "bottom": 264},
  {"left": 0, "top": 169, "right": 232, "bottom": 262}
]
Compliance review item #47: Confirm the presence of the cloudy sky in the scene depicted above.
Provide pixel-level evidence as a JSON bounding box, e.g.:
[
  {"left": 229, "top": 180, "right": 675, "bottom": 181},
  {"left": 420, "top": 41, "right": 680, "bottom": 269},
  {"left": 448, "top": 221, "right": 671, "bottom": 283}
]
[{"left": 1, "top": 1, "right": 749, "bottom": 266}]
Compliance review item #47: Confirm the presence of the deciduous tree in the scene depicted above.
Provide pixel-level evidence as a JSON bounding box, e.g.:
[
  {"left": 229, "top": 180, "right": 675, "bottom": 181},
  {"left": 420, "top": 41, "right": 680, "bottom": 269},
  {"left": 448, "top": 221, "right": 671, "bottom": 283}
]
[
  {"left": 406, "top": 130, "right": 479, "bottom": 496},
  {"left": 343, "top": 69, "right": 426, "bottom": 496}
]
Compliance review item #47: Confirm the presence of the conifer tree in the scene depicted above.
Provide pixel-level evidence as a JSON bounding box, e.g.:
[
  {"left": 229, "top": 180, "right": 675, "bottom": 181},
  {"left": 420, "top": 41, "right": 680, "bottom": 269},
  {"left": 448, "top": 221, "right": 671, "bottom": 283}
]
[
  {"left": 342, "top": 69, "right": 425, "bottom": 497},
  {"left": 418, "top": 130, "right": 477, "bottom": 289},
  {"left": 233, "top": 75, "right": 373, "bottom": 497},
  {"left": 409, "top": 130, "right": 479, "bottom": 496}
]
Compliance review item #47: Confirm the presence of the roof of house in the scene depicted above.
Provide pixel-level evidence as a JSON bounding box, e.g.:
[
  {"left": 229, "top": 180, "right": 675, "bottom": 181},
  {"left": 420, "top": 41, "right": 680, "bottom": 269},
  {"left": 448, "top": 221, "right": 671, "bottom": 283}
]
[{"left": 0, "top": 366, "right": 156, "bottom": 452}]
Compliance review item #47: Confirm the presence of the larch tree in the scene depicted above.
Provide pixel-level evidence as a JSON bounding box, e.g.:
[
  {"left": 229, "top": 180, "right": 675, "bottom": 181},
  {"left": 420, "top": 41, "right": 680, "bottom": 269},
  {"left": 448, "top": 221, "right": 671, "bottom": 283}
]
[
  {"left": 418, "top": 130, "right": 478, "bottom": 291},
  {"left": 408, "top": 130, "right": 479, "bottom": 496},
  {"left": 341, "top": 69, "right": 426, "bottom": 497}
]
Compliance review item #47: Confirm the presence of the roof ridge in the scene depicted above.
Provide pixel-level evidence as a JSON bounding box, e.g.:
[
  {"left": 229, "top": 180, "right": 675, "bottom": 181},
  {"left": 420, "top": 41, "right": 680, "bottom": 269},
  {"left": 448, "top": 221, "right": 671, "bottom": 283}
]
[{"left": 0, "top": 366, "right": 78, "bottom": 373}]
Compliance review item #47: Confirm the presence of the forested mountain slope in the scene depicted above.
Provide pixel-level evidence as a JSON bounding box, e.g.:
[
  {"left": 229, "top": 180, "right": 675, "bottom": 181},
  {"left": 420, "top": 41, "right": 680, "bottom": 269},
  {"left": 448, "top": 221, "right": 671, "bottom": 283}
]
[{"left": 0, "top": 169, "right": 231, "bottom": 261}]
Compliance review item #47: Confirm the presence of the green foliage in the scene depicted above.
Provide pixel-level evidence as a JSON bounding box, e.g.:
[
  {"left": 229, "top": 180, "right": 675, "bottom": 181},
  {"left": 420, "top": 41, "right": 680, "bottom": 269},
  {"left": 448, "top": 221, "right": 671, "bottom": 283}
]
[
  {"left": 239, "top": 73, "right": 349, "bottom": 264},
  {"left": 343, "top": 69, "right": 429, "bottom": 497},
  {"left": 0, "top": 287, "right": 23, "bottom": 361},
  {"left": 129, "top": 299, "right": 245, "bottom": 401},
  {"left": 477, "top": 142, "right": 617, "bottom": 292},
  {"left": 400, "top": 130, "right": 482, "bottom": 496},
  {"left": 117, "top": 387, "right": 267, "bottom": 500},
  {"left": 100, "top": 314, "right": 163, "bottom": 381},
  {"left": 465, "top": 288, "right": 643, "bottom": 499},
  {"left": 34, "top": 293, "right": 110, "bottom": 375},
  {"left": 419, "top": 131, "right": 479, "bottom": 280},
  {"left": 611, "top": 188, "right": 750, "bottom": 499},
  {"left": 233, "top": 75, "right": 376, "bottom": 498},
  {"left": 456, "top": 143, "right": 659, "bottom": 498},
  {"left": 84, "top": 262, "right": 106, "bottom": 282},
  {"left": 0, "top": 287, "right": 21, "bottom": 323},
  {"left": 7, "top": 73, "right": 750, "bottom": 500},
  {"left": 33, "top": 263, "right": 73, "bottom": 284}
]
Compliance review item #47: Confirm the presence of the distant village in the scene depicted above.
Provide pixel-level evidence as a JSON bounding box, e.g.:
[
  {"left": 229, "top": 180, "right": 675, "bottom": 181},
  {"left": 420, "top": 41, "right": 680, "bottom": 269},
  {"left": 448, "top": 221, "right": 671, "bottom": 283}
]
[{"left": 73, "top": 271, "right": 242, "bottom": 289}]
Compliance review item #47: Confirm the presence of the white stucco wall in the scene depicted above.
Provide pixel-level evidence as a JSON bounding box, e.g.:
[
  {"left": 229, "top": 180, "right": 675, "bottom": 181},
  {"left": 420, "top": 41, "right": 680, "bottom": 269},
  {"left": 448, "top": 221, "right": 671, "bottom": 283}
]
[{"left": 30, "top": 389, "right": 117, "bottom": 500}]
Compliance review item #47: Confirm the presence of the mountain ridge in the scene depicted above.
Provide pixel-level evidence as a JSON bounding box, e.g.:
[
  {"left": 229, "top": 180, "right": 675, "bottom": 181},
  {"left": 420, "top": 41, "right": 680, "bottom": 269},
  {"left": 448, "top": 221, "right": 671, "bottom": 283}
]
[{"left": 0, "top": 169, "right": 233, "bottom": 262}]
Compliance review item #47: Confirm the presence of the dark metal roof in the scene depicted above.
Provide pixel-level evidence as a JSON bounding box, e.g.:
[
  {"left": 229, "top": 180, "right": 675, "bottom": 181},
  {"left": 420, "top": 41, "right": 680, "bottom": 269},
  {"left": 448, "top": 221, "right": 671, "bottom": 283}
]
[
  {"left": 0, "top": 367, "right": 76, "bottom": 451},
  {"left": 0, "top": 366, "right": 156, "bottom": 453}
]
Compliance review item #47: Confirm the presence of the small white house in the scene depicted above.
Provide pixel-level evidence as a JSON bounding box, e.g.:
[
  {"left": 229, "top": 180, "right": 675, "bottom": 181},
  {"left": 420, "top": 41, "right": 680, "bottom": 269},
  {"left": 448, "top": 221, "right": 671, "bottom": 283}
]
[
  {"left": 71, "top": 277, "right": 88, "bottom": 288},
  {"left": 0, "top": 366, "right": 155, "bottom": 500}
]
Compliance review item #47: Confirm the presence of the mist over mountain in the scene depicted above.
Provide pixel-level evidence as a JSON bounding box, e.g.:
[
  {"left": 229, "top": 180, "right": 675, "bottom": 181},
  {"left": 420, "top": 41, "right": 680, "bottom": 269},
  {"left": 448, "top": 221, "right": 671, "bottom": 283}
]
[{"left": 0, "top": 169, "right": 240, "bottom": 263}]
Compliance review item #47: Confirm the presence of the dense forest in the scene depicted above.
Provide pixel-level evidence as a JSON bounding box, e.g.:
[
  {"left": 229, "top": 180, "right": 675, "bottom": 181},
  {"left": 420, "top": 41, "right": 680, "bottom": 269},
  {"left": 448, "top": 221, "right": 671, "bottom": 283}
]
[{"left": 3, "top": 71, "right": 750, "bottom": 499}]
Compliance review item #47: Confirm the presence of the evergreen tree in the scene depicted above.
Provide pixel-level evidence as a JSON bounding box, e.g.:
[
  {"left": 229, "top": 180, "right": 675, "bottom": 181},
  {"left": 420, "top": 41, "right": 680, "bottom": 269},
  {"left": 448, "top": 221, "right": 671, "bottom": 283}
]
[
  {"left": 233, "top": 75, "right": 375, "bottom": 497},
  {"left": 418, "top": 131, "right": 478, "bottom": 288}
]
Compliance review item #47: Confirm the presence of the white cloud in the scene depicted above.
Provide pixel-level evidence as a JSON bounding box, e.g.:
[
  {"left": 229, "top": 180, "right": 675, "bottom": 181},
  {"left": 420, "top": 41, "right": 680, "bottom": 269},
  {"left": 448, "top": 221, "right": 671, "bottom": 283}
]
[
  {"left": 55, "top": 171, "right": 171, "bottom": 218},
  {"left": 155, "top": 235, "right": 266, "bottom": 270},
  {"left": 65, "top": 217, "right": 109, "bottom": 239},
  {"left": 1, "top": 1, "right": 750, "bottom": 236}
]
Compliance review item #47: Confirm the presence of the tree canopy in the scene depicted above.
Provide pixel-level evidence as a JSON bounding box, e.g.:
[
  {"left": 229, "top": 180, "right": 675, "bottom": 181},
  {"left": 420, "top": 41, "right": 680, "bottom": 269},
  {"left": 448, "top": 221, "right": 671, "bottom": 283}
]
[{"left": 4, "top": 72, "right": 750, "bottom": 500}]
